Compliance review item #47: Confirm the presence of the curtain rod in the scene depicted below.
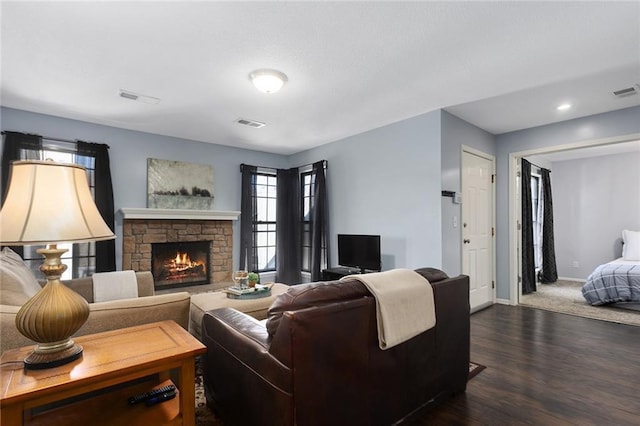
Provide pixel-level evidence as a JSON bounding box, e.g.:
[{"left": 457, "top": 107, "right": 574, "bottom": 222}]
[
  {"left": 1, "top": 131, "right": 110, "bottom": 149},
  {"left": 240, "top": 159, "right": 327, "bottom": 173},
  {"left": 523, "top": 158, "right": 551, "bottom": 173}
]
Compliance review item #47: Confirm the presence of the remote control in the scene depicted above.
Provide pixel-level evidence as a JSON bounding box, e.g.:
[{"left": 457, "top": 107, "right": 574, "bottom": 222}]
[
  {"left": 145, "top": 389, "right": 177, "bottom": 406},
  {"left": 128, "top": 384, "right": 176, "bottom": 405}
]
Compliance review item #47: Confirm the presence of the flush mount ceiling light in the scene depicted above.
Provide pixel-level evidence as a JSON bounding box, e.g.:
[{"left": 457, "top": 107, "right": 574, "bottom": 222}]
[
  {"left": 249, "top": 69, "right": 288, "bottom": 94},
  {"left": 556, "top": 103, "right": 572, "bottom": 111}
]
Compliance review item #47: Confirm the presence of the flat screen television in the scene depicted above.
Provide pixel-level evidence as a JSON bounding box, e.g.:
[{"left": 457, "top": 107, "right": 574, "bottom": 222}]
[{"left": 337, "top": 234, "right": 381, "bottom": 273}]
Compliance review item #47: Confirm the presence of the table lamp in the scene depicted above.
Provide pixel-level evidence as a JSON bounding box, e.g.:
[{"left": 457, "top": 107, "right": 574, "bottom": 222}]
[{"left": 0, "top": 160, "right": 115, "bottom": 369}]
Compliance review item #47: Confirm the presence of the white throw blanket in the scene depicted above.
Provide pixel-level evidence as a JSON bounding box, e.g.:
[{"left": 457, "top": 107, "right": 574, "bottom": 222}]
[
  {"left": 92, "top": 270, "right": 138, "bottom": 303},
  {"left": 343, "top": 268, "right": 436, "bottom": 350}
]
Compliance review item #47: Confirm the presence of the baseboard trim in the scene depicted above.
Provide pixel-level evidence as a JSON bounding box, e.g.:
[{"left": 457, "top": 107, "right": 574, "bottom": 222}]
[
  {"left": 557, "top": 277, "right": 586, "bottom": 283},
  {"left": 496, "top": 298, "right": 512, "bottom": 305}
]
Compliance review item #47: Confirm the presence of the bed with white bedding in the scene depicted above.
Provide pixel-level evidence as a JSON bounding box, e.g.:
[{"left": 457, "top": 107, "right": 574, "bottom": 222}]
[{"left": 582, "top": 258, "right": 640, "bottom": 305}]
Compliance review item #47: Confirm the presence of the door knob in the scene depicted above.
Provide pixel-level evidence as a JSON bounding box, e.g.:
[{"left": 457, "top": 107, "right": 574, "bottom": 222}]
[{"left": 463, "top": 239, "right": 470, "bottom": 244}]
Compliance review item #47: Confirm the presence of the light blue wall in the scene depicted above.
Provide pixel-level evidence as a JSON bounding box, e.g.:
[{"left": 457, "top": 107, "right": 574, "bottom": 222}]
[
  {"left": 0, "top": 107, "right": 288, "bottom": 270},
  {"left": 1, "top": 107, "right": 445, "bottom": 274},
  {"left": 495, "top": 105, "right": 640, "bottom": 300},
  {"left": 8, "top": 103, "right": 635, "bottom": 297},
  {"left": 552, "top": 151, "right": 640, "bottom": 280},
  {"left": 290, "top": 110, "right": 443, "bottom": 271},
  {"left": 440, "top": 110, "right": 496, "bottom": 277}
]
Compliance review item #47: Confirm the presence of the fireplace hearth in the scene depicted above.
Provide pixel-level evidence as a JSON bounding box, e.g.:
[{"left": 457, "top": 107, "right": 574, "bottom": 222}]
[{"left": 152, "top": 241, "right": 211, "bottom": 289}]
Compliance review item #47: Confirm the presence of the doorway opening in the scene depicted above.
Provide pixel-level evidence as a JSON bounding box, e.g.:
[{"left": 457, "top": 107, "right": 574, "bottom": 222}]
[{"left": 508, "top": 135, "right": 640, "bottom": 306}]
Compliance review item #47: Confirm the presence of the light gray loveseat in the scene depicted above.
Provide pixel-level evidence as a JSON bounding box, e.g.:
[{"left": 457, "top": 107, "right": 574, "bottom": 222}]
[{"left": 1, "top": 249, "right": 190, "bottom": 354}]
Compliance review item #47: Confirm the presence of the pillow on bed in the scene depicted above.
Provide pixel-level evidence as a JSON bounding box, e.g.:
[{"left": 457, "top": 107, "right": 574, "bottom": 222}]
[{"left": 622, "top": 230, "right": 640, "bottom": 261}]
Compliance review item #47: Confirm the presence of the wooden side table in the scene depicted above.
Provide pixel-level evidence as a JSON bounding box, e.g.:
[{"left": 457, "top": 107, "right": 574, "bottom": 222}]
[{"left": 1, "top": 320, "right": 206, "bottom": 425}]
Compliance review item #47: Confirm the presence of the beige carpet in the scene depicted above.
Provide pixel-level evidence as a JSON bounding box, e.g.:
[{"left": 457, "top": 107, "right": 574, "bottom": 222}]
[{"left": 520, "top": 280, "right": 640, "bottom": 326}]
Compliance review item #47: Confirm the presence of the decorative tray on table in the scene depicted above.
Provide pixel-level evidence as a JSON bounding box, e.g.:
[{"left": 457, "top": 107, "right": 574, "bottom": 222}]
[{"left": 223, "top": 283, "right": 273, "bottom": 300}]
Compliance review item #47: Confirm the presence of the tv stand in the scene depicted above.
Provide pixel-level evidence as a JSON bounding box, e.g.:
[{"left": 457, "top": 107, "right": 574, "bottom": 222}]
[{"left": 321, "top": 267, "right": 372, "bottom": 281}]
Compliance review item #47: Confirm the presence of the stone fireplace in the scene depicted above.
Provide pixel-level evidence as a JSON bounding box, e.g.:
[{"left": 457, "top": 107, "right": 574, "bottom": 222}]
[{"left": 121, "top": 209, "right": 239, "bottom": 290}]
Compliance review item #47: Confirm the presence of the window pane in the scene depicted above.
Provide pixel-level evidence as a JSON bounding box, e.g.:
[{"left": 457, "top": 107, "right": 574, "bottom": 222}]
[
  {"left": 267, "top": 199, "right": 276, "bottom": 221},
  {"left": 257, "top": 198, "right": 267, "bottom": 221},
  {"left": 257, "top": 232, "right": 268, "bottom": 247},
  {"left": 267, "top": 185, "right": 276, "bottom": 198},
  {"left": 303, "top": 199, "right": 310, "bottom": 218},
  {"left": 302, "top": 248, "right": 310, "bottom": 271},
  {"left": 266, "top": 247, "right": 276, "bottom": 268},
  {"left": 256, "top": 184, "right": 267, "bottom": 197},
  {"left": 257, "top": 247, "right": 268, "bottom": 270},
  {"left": 267, "top": 176, "right": 277, "bottom": 186},
  {"left": 267, "top": 231, "right": 276, "bottom": 246},
  {"left": 256, "top": 175, "right": 268, "bottom": 185}
]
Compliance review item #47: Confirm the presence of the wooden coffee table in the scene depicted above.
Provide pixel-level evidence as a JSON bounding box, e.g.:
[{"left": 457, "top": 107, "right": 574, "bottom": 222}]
[{"left": 0, "top": 320, "right": 206, "bottom": 425}]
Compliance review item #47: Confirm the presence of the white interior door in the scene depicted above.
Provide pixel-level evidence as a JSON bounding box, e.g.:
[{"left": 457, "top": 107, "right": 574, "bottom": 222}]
[{"left": 462, "top": 149, "right": 495, "bottom": 311}]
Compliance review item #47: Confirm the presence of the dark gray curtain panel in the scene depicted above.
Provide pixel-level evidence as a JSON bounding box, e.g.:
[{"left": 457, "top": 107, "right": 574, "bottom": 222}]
[
  {"left": 276, "top": 167, "right": 301, "bottom": 284},
  {"left": 310, "top": 160, "right": 328, "bottom": 281},
  {"left": 77, "top": 141, "right": 115, "bottom": 272},
  {"left": 1, "top": 131, "right": 43, "bottom": 258},
  {"left": 539, "top": 168, "right": 558, "bottom": 283},
  {"left": 2, "top": 131, "right": 43, "bottom": 201},
  {"left": 521, "top": 159, "right": 536, "bottom": 294},
  {"left": 239, "top": 164, "right": 258, "bottom": 272}
]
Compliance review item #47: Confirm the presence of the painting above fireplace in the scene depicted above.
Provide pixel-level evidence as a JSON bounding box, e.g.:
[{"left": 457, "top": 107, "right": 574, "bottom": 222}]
[{"left": 152, "top": 240, "right": 211, "bottom": 289}]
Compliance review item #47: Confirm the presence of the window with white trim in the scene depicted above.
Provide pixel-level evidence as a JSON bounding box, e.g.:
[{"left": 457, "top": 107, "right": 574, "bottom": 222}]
[{"left": 254, "top": 173, "right": 277, "bottom": 272}]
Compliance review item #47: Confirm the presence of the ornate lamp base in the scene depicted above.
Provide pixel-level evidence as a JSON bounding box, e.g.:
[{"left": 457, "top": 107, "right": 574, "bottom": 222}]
[
  {"left": 15, "top": 246, "right": 90, "bottom": 370},
  {"left": 23, "top": 343, "right": 84, "bottom": 370}
]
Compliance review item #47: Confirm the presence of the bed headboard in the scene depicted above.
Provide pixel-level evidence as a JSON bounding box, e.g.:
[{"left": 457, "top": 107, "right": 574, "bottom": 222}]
[{"left": 613, "top": 237, "right": 624, "bottom": 259}]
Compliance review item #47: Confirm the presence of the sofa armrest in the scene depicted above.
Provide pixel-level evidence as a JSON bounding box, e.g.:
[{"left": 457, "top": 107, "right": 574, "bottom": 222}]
[
  {"left": 202, "top": 308, "right": 290, "bottom": 387},
  {"left": 431, "top": 274, "right": 470, "bottom": 392},
  {"left": 202, "top": 308, "right": 293, "bottom": 410}
]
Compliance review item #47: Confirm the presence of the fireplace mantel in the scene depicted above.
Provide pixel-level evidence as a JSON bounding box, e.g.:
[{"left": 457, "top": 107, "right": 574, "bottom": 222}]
[{"left": 119, "top": 208, "right": 240, "bottom": 221}]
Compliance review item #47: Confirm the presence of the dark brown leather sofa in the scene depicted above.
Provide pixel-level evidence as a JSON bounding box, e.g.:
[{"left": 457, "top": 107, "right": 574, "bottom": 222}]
[{"left": 201, "top": 268, "right": 470, "bottom": 425}]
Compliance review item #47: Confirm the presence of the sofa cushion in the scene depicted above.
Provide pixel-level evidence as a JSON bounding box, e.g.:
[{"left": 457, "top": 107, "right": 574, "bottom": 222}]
[
  {"left": 0, "top": 247, "right": 42, "bottom": 306},
  {"left": 266, "top": 278, "right": 369, "bottom": 336}
]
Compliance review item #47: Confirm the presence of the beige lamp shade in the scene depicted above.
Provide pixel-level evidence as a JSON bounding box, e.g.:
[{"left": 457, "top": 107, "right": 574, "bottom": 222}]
[
  {"left": 0, "top": 160, "right": 115, "bottom": 369},
  {"left": 0, "top": 160, "right": 115, "bottom": 245}
]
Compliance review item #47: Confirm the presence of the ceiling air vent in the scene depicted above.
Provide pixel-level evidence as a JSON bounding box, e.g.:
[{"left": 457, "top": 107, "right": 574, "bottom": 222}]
[
  {"left": 118, "top": 89, "right": 161, "bottom": 104},
  {"left": 235, "top": 118, "right": 266, "bottom": 128},
  {"left": 613, "top": 85, "right": 639, "bottom": 98}
]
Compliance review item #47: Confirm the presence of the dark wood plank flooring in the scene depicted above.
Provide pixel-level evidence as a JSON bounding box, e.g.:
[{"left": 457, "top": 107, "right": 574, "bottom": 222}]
[{"left": 420, "top": 304, "right": 640, "bottom": 425}]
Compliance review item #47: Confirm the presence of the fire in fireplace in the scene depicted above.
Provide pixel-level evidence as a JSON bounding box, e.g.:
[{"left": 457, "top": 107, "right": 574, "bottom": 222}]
[{"left": 152, "top": 241, "right": 211, "bottom": 289}]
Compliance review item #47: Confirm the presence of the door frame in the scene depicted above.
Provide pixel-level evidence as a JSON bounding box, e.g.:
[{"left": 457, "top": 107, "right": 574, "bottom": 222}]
[
  {"left": 461, "top": 145, "right": 496, "bottom": 311},
  {"left": 507, "top": 133, "right": 640, "bottom": 305}
]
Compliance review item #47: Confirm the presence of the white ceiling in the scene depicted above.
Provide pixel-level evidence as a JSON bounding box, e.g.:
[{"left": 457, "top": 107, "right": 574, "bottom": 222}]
[{"left": 1, "top": 1, "right": 639, "bottom": 155}]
